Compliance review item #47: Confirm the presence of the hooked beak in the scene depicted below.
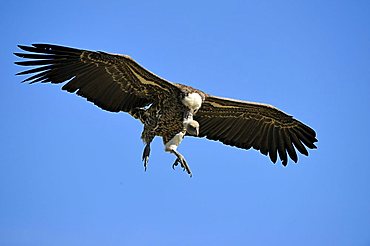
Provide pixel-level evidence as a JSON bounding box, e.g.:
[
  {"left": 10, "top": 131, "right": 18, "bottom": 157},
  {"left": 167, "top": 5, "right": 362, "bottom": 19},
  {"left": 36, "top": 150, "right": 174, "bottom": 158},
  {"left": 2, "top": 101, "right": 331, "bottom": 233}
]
[{"left": 187, "top": 126, "right": 199, "bottom": 136}]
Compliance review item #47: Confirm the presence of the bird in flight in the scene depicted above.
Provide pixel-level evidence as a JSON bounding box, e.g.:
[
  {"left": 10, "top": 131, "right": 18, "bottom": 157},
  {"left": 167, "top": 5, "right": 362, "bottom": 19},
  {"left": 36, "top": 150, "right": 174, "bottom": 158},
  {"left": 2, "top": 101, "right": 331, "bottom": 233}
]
[{"left": 15, "top": 44, "right": 317, "bottom": 176}]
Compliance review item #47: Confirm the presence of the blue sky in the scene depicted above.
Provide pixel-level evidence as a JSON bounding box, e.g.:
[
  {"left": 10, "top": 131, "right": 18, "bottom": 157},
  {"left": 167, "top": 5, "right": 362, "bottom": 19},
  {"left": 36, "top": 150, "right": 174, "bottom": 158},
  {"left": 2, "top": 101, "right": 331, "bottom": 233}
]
[{"left": 1, "top": 0, "right": 370, "bottom": 245}]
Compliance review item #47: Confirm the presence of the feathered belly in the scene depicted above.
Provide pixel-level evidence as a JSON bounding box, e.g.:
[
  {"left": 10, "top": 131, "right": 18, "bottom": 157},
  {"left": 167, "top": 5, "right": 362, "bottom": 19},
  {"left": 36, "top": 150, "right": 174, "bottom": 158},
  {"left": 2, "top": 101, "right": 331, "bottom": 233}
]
[
  {"left": 143, "top": 103, "right": 184, "bottom": 137},
  {"left": 156, "top": 115, "right": 185, "bottom": 140}
]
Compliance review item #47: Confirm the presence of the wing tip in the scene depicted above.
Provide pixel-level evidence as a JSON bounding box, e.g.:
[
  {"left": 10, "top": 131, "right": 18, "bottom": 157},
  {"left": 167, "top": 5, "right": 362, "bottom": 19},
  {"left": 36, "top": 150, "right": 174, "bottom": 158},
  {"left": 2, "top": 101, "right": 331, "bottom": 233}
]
[{"left": 17, "top": 44, "right": 30, "bottom": 50}]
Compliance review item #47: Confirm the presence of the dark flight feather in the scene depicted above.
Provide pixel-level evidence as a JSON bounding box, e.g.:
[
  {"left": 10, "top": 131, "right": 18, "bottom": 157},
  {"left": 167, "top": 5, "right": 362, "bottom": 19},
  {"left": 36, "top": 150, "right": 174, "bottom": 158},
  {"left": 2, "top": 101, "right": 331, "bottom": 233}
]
[
  {"left": 14, "top": 43, "right": 182, "bottom": 113},
  {"left": 194, "top": 96, "right": 317, "bottom": 165}
]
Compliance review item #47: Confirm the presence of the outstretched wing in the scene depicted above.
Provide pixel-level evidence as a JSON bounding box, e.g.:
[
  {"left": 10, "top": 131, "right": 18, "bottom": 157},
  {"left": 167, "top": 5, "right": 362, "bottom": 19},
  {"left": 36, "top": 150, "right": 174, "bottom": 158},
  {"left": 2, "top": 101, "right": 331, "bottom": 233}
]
[
  {"left": 15, "top": 44, "right": 181, "bottom": 112},
  {"left": 194, "top": 95, "right": 317, "bottom": 165}
]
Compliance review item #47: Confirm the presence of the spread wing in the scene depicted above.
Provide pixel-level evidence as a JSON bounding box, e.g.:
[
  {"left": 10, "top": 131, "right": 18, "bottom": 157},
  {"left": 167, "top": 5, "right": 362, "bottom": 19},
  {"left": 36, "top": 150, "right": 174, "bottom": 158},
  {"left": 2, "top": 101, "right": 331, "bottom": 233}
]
[
  {"left": 15, "top": 44, "right": 181, "bottom": 112},
  {"left": 194, "top": 95, "right": 317, "bottom": 165}
]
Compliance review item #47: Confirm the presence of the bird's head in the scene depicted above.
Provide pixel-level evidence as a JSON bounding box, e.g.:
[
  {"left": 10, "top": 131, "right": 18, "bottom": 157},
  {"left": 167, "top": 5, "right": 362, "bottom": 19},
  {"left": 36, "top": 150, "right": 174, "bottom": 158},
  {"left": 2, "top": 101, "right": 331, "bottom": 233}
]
[{"left": 184, "top": 120, "right": 199, "bottom": 136}]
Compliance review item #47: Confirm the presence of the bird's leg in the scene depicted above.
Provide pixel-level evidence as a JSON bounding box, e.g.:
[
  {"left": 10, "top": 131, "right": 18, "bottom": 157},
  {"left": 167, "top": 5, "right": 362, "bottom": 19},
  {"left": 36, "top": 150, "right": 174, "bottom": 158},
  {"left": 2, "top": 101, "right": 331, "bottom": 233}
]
[
  {"left": 171, "top": 149, "right": 192, "bottom": 177},
  {"left": 141, "top": 128, "right": 155, "bottom": 172},
  {"left": 142, "top": 143, "right": 151, "bottom": 171}
]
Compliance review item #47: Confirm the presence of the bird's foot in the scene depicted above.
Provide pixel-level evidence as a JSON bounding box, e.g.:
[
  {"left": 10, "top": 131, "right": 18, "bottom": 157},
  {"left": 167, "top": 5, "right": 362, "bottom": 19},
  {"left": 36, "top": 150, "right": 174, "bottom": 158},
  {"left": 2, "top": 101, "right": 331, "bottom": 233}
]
[
  {"left": 171, "top": 152, "right": 192, "bottom": 177},
  {"left": 142, "top": 144, "right": 151, "bottom": 171}
]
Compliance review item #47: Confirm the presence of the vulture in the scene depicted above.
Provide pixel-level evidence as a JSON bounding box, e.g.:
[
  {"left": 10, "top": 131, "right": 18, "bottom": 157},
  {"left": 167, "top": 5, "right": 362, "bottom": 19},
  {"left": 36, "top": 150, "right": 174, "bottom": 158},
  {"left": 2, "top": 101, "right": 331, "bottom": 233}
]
[{"left": 15, "top": 44, "right": 317, "bottom": 176}]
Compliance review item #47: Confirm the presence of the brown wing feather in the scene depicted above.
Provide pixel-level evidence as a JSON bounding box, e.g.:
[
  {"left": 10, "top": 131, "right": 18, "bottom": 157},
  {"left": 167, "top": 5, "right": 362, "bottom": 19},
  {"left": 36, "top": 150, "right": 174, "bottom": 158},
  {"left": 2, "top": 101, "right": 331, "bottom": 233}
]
[
  {"left": 15, "top": 43, "right": 181, "bottom": 113},
  {"left": 194, "top": 95, "right": 317, "bottom": 165}
]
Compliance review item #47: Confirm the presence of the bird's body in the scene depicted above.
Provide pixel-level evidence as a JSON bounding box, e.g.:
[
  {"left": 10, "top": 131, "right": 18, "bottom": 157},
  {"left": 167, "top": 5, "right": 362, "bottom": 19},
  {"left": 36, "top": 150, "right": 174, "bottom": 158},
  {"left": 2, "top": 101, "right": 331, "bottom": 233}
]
[
  {"left": 137, "top": 97, "right": 186, "bottom": 143},
  {"left": 15, "top": 44, "right": 317, "bottom": 176},
  {"left": 139, "top": 87, "right": 204, "bottom": 144},
  {"left": 129, "top": 84, "right": 206, "bottom": 174}
]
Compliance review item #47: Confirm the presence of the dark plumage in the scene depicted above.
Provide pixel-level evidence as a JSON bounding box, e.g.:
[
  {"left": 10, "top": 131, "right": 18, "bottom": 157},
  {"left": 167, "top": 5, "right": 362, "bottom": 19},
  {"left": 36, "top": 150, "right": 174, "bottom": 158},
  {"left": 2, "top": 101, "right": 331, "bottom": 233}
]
[{"left": 15, "top": 43, "right": 318, "bottom": 176}]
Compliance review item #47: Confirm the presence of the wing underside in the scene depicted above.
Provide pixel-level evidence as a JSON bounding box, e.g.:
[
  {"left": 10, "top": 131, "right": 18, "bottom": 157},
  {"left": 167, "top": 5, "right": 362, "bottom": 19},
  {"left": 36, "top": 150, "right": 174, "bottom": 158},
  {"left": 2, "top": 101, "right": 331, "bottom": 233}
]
[
  {"left": 15, "top": 43, "right": 180, "bottom": 113},
  {"left": 194, "top": 96, "right": 317, "bottom": 165}
]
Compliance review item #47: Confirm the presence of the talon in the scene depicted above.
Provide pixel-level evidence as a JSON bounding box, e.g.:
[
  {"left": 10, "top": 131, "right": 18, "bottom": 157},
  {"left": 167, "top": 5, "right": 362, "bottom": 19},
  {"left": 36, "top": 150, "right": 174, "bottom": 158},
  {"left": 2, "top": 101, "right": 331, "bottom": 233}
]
[
  {"left": 172, "top": 159, "right": 179, "bottom": 170},
  {"left": 169, "top": 149, "right": 192, "bottom": 177},
  {"left": 143, "top": 156, "right": 149, "bottom": 171},
  {"left": 142, "top": 143, "right": 151, "bottom": 171}
]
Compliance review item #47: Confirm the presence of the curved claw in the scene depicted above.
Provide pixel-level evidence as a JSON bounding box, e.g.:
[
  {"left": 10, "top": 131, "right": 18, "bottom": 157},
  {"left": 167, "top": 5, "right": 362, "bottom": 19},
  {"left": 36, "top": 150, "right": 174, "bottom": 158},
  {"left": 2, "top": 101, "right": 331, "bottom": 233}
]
[
  {"left": 168, "top": 149, "right": 192, "bottom": 177},
  {"left": 142, "top": 144, "right": 151, "bottom": 172},
  {"left": 143, "top": 156, "right": 149, "bottom": 171},
  {"left": 172, "top": 159, "right": 179, "bottom": 170},
  {"left": 181, "top": 159, "right": 192, "bottom": 176},
  {"left": 172, "top": 157, "right": 192, "bottom": 176}
]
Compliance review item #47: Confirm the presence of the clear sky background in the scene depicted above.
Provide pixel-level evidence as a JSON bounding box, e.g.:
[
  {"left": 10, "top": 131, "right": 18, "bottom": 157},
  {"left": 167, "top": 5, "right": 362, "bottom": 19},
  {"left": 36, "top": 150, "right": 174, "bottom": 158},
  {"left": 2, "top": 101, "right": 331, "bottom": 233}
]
[{"left": 1, "top": 0, "right": 369, "bottom": 245}]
